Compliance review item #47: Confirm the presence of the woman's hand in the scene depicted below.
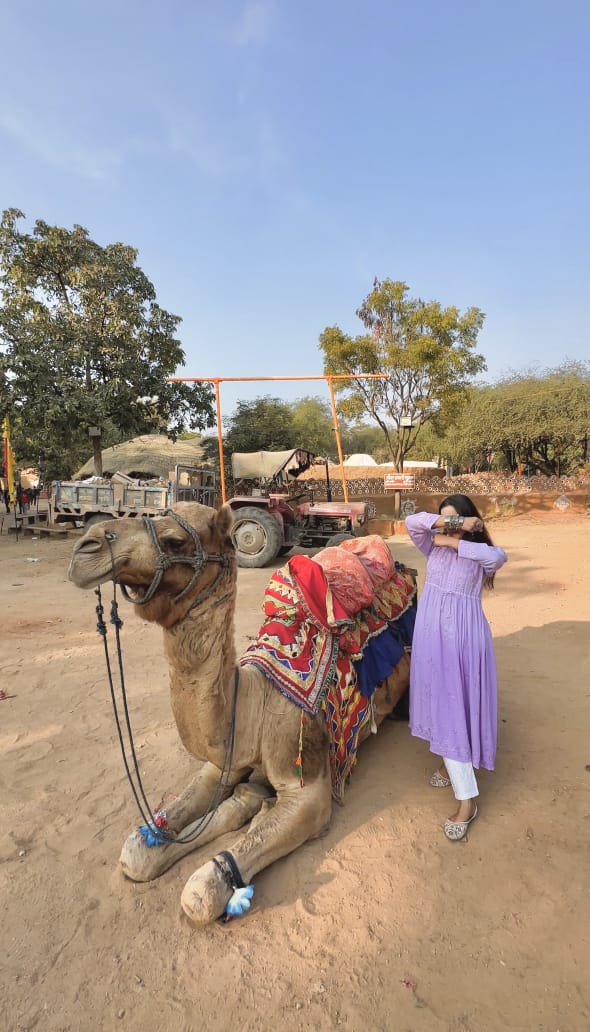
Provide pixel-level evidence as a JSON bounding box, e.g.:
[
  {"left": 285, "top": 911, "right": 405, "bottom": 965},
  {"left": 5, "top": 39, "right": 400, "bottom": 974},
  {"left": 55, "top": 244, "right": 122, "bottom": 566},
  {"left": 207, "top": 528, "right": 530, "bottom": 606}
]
[{"left": 462, "top": 516, "right": 484, "bottom": 533}]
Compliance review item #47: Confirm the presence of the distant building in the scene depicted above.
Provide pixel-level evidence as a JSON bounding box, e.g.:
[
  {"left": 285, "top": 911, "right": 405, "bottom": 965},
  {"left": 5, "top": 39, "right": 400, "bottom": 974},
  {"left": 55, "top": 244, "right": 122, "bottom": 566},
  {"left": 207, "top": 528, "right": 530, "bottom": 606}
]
[{"left": 343, "top": 453, "right": 378, "bottom": 466}]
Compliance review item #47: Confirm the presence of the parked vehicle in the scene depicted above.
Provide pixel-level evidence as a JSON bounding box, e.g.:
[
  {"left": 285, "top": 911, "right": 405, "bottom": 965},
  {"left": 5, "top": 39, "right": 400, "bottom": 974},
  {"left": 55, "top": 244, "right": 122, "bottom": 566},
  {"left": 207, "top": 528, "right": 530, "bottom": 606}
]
[
  {"left": 228, "top": 450, "right": 369, "bottom": 567},
  {"left": 52, "top": 464, "right": 216, "bottom": 528}
]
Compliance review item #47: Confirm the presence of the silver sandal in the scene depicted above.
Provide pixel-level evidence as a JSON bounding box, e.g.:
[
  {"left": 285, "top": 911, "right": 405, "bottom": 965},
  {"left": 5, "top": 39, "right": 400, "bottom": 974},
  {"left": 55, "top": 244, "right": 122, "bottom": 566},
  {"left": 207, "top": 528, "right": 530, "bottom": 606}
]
[
  {"left": 430, "top": 770, "right": 451, "bottom": 788},
  {"left": 444, "top": 805, "right": 478, "bottom": 841}
]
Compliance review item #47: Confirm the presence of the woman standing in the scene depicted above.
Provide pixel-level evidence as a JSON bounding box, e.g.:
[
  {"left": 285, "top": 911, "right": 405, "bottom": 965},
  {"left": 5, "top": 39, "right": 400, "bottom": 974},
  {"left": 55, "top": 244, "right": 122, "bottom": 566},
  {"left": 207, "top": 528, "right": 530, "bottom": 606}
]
[{"left": 405, "top": 495, "right": 507, "bottom": 841}]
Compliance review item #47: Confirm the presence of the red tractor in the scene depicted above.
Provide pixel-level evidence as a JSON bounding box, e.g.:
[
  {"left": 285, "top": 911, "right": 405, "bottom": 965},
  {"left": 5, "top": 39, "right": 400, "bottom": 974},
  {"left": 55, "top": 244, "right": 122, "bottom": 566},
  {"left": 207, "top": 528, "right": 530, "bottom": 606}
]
[{"left": 227, "top": 449, "right": 370, "bottom": 568}]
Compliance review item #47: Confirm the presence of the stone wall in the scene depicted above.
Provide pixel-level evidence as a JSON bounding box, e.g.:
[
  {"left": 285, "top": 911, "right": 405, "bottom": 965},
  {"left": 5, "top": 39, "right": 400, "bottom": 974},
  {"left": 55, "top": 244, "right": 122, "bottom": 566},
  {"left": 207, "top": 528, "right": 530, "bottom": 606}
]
[
  {"left": 297, "top": 469, "right": 589, "bottom": 529},
  {"left": 366, "top": 490, "right": 588, "bottom": 536}
]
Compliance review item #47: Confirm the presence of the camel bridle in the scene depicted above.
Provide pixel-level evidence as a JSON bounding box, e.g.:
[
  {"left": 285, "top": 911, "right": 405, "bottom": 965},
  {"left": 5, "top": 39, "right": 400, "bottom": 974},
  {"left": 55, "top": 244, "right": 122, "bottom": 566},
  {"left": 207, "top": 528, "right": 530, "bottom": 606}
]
[
  {"left": 116, "top": 510, "right": 231, "bottom": 608},
  {"left": 92, "top": 510, "right": 240, "bottom": 850}
]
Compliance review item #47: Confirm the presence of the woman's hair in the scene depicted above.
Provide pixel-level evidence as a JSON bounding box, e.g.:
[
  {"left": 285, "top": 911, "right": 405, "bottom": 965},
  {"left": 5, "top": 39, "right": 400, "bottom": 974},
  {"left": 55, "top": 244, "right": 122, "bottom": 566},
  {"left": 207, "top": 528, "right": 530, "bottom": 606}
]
[{"left": 438, "top": 494, "right": 497, "bottom": 588}]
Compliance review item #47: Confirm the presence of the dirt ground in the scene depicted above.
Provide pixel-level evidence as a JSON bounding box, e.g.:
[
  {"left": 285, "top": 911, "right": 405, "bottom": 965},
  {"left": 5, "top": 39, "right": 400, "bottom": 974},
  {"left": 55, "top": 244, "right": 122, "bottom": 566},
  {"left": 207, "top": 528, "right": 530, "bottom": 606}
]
[{"left": 1, "top": 512, "right": 589, "bottom": 1032}]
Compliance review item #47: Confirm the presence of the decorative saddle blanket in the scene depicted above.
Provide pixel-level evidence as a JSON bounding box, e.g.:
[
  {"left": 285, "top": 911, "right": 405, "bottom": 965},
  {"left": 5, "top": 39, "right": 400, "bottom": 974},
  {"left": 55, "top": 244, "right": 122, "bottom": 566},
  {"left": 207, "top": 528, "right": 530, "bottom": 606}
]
[
  {"left": 240, "top": 543, "right": 416, "bottom": 801},
  {"left": 240, "top": 553, "right": 353, "bottom": 716}
]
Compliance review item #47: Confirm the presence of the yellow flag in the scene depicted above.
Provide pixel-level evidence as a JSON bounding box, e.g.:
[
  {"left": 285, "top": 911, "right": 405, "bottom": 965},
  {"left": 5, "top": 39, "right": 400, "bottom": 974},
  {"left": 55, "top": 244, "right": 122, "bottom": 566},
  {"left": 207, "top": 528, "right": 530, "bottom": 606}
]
[{"left": 2, "top": 415, "right": 16, "bottom": 504}]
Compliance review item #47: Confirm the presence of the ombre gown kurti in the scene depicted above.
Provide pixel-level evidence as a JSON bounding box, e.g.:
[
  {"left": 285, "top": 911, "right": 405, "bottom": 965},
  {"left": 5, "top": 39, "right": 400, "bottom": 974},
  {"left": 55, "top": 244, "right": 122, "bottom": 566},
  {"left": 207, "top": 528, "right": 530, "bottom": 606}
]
[{"left": 405, "top": 512, "right": 507, "bottom": 770}]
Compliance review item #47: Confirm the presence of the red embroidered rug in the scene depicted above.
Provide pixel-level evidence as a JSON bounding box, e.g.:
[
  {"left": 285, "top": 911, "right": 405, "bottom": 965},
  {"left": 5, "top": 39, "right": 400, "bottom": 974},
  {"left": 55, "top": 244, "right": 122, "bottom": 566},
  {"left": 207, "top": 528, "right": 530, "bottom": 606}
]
[
  {"left": 240, "top": 553, "right": 416, "bottom": 801},
  {"left": 239, "top": 556, "right": 353, "bottom": 716}
]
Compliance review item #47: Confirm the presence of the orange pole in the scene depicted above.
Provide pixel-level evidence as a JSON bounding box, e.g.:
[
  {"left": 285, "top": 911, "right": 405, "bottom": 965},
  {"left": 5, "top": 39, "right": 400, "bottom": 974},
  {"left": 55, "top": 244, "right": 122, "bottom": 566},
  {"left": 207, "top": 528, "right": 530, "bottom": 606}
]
[
  {"left": 327, "top": 376, "right": 348, "bottom": 503},
  {"left": 213, "top": 379, "right": 227, "bottom": 504},
  {"left": 168, "top": 374, "right": 387, "bottom": 383}
]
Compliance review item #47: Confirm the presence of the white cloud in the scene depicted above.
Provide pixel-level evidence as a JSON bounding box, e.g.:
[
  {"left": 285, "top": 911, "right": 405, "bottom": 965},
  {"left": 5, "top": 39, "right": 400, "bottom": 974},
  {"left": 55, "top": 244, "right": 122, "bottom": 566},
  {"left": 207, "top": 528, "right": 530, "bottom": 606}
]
[
  {"left": 167, "top": 118, "right": 249, "bottom": 179},
  {"left": 166, "top": 105, "right": 287, "bottom": 188},
  {"left": 0, "top": 104, "right": 122, "bottom": 180},
  {"left": 233, "top": 0, "right": 275, "bottom": 46}
]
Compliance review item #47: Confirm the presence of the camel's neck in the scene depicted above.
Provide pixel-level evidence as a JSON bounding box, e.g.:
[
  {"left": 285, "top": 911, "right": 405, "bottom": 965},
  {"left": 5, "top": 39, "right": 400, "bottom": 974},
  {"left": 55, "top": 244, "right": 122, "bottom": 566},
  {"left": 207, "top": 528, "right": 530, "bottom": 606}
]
[{"left": 162, "top": 592, "right": 237, "bottom": 760}]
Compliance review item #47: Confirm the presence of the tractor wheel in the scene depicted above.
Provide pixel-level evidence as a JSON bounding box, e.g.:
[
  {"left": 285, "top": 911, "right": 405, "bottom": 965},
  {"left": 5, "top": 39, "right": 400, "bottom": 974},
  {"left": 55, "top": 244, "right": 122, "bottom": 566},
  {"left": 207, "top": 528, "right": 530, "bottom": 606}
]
[
  {"left": 85, "top": 513, "right": 115, "bottom": 530},
  {"left": 231, "top": 507, "right": 283, "bottom": 568},
  {"left": 325, "top": 532, "right": 354, "bottom": 548}
]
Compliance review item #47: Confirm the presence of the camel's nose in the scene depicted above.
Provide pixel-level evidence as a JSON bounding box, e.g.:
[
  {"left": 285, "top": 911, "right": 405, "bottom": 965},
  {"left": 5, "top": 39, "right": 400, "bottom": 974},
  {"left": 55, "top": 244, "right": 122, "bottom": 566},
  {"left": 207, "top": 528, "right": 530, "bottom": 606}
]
[{"left": 72, "top": 533, "right": 104, "bottom": 554}]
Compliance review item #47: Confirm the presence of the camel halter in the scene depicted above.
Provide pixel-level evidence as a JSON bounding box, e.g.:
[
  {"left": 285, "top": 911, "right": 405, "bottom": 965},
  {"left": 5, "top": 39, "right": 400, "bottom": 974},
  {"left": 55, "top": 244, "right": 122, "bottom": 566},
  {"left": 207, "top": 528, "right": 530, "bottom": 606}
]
[
  {"left": 117, "top": 510, "right": 231, "bottom": 608},
  {"left": 92, "top": 510, "right": 238, "bottom": 846}
]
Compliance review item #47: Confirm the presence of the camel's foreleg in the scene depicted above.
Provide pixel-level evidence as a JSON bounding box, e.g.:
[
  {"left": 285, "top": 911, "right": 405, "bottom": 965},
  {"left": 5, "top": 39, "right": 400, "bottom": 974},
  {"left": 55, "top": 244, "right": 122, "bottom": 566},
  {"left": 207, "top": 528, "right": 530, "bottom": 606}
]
[
  {"left": 163, "top": 763, "right": 247, "bottom": 833},
  {"left": 180, "top": 774, "right": 332, "bottom": 924},
  {"left": 119, "top": 763, "right": 265, "bottom": 882}
]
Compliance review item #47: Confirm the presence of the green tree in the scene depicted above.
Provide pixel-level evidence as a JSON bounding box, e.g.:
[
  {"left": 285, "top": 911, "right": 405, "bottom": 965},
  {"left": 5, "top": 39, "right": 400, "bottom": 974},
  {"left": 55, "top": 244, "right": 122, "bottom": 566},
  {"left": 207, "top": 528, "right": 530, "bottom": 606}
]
[
  {"left": 224, "top": 396, "right": 296, "bottom": 454},
  {"left": 453, "top": 364, "right": 590, "bottom": 475},
  {"left": 0, "top": 209, "right": 214, "bottom": 479},
  {"left": 319, "top": 278, "right": 486, "bottom": 471},
  {"left": 290, "top": 395, "right": 336, "bottom": 456},
  {"left": 340, "top": 421, "right": 386, "bottom": 459},
  {"left": 399, "top": 418, "right": 450, "bottom": 468}
]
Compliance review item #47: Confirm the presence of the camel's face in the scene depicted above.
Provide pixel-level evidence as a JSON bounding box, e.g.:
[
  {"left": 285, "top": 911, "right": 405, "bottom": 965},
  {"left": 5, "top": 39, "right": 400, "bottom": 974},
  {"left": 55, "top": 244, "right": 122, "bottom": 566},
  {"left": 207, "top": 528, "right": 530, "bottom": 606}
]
[{"left": 68, "top": 503, "right": 235, "bottom": 612}]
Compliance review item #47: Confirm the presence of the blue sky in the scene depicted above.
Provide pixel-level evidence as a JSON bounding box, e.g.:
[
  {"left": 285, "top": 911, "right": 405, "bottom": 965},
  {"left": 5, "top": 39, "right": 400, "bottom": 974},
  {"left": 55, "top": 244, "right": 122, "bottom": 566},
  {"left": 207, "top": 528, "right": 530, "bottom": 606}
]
[{"left": 1, "top": 0, "right": 588, "bottom": 421}]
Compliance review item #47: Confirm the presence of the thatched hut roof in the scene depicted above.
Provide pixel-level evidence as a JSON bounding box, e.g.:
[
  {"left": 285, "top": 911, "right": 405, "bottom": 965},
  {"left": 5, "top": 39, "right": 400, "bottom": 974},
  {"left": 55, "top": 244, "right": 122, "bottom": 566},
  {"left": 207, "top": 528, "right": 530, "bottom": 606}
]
[{"left": 74, "top": 435, "right": 207, "bottom": 480}]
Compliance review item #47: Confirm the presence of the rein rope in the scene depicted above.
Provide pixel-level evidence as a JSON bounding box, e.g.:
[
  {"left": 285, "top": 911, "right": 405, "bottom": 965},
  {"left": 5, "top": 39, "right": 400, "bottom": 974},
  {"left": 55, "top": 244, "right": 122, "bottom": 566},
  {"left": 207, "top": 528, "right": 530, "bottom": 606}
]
[{"left": 94, "top": 510, "right": 239, "bottom": 846}]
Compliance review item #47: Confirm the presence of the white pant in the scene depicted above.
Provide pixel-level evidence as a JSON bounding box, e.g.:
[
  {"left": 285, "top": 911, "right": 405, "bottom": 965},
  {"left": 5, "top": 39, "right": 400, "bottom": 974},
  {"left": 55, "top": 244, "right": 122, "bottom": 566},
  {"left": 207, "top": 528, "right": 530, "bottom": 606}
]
[{"left": 443, "top": 757, "right": 479, "bottom": 800}]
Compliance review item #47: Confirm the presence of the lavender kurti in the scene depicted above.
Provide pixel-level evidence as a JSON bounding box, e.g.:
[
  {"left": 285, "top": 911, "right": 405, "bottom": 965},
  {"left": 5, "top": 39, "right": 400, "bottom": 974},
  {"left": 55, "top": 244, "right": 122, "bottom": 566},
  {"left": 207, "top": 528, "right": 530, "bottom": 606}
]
[{"left": 405, "top": 512, "right": 507, "bottom": 770}]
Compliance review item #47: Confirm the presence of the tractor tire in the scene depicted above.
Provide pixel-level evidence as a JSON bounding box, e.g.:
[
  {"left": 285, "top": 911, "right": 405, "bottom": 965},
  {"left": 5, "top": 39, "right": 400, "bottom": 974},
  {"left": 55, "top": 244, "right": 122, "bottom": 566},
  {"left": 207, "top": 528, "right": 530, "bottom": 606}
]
[
  {"left": 85, "top": 513, "right": 115, "bottom": 530},
  {"left": 231, "top": 507, "right": 283, "bottom": 568},
  {"left": 325, "top": 532, "right": 354, "bottom": 548}
]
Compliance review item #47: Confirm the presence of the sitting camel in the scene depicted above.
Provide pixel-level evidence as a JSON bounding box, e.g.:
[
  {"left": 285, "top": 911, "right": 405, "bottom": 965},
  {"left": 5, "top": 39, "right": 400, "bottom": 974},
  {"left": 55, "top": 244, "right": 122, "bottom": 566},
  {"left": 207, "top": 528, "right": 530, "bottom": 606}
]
[{"left": 68, "top": 503, "right": 413, "bottom": 924}]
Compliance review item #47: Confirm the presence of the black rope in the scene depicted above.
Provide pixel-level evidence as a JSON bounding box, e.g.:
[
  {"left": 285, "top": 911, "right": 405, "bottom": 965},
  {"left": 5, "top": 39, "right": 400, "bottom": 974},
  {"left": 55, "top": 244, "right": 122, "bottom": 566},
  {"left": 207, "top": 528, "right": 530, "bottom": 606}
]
[
  {"left": 95, "top": 587, "right": 155, "bottom": 830},
  {"left": 109, "top": 589, "right": 157, "bottom": 824},
  {"left": 212, "top": 850, "right": 246, "bottom": 890},
  {"left": 95, "top": 584, "right": 241, "bottom": 846}
]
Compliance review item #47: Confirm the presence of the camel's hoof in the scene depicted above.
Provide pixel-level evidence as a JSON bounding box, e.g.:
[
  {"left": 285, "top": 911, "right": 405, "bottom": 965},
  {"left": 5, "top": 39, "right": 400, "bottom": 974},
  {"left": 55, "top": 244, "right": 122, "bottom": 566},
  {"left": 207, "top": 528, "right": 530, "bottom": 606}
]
[
  {"left": 119, "top": 829, "right": 173, "bottom": 882},
  {"left": 181, "top": 860, "right": 232, "bottom": 925}
]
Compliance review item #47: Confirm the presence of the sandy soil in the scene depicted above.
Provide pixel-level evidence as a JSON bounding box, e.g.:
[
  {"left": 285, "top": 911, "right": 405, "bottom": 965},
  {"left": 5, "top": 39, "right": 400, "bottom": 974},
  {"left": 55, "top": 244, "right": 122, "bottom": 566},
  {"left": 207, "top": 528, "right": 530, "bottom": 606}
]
[{"left": 1, "top": 512, "right": 589, "bottom": 1032}]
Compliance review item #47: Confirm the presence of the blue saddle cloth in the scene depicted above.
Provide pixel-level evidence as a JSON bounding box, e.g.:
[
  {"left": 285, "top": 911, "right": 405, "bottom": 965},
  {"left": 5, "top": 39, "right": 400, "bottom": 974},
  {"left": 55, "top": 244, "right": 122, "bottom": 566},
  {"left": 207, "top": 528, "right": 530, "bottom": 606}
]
[{"left": 354, "top": 600, "right": 416, "bottom": 699}]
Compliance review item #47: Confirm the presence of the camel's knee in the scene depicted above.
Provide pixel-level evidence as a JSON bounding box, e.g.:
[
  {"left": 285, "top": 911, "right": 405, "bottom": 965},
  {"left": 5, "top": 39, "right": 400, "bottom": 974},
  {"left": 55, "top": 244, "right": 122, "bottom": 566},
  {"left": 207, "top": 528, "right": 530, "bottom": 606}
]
[
  {"left": 274, "top": 781, "right": 332, "bottom": 842},
  {"left": 233, "top": 780, "right": 273, "bottom": 811},
  {"left": 247, "top": 795, "right": 276, "bottom": 832}
]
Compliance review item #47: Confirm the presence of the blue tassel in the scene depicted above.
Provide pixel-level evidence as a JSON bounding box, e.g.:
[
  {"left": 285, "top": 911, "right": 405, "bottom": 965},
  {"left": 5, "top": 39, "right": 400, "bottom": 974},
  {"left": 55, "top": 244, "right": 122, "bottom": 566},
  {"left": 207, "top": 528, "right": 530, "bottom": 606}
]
[
  {"left": 138, "top": 823, "right": 166, "bottom": 847},
  {"left": 225, "top": 884, "right": 255, "bottom": 916}
]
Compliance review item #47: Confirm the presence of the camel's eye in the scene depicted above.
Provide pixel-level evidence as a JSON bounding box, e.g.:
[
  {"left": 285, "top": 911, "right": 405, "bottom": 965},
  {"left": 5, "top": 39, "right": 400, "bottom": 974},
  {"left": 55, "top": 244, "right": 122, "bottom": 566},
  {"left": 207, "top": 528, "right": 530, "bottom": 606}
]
[
  {"left": 160, "top": 531, "right": 187, "bottom": 550},
  {"left": 105, "top": 531, "right": 117, "bottom": 542}
]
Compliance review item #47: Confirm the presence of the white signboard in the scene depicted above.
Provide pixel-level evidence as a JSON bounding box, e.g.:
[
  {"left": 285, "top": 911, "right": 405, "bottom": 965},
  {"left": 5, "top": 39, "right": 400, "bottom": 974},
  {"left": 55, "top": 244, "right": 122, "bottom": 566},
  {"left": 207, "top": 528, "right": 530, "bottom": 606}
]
[{"left": 384, "top": 474, "right": 416, "bottom": 490}]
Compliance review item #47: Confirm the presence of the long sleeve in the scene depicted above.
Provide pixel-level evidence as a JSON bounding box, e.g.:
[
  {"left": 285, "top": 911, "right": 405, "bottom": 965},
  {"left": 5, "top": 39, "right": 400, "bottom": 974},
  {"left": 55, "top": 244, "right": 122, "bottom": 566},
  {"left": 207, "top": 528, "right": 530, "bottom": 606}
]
[
  {"left": 405, "top": 511, "right": 440, "bottom": 557},
  {"left": 458, "top": 539, "right": 507, "bottom": 574}
]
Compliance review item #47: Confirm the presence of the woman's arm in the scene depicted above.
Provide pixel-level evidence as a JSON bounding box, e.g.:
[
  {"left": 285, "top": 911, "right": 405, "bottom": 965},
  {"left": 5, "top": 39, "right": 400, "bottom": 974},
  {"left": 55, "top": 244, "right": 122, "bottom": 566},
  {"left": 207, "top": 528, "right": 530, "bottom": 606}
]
[
  {"left": 432, "top": 535, "right": 507, "bottom": 574},
  {"left": 457, "top": 539, "right": 508, "bottom": 573},
  {"left": 404, "top": 512, "right": 441, "bottom": 557}
]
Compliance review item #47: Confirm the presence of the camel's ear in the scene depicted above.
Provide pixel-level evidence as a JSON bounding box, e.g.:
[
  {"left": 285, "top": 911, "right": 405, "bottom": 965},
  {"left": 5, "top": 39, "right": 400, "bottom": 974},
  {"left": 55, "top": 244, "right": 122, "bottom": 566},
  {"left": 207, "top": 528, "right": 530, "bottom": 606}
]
[{"left": 215, "top": 504, "right": 234, "bottom": 542}]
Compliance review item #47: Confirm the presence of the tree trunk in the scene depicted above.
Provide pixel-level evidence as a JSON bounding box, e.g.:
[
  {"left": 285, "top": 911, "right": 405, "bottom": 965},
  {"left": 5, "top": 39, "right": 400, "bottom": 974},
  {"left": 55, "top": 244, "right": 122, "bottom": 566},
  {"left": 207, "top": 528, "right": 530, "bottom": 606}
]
[{"left": 393, "top": 449, "right": 404, "bottom": 518}]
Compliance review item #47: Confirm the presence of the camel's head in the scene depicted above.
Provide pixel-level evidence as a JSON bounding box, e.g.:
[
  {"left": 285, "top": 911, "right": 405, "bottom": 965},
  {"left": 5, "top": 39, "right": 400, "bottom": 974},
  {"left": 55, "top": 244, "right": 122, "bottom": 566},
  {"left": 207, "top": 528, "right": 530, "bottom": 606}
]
[{"left": 68, "top": 502, "right": 236, "bottom": 626}]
